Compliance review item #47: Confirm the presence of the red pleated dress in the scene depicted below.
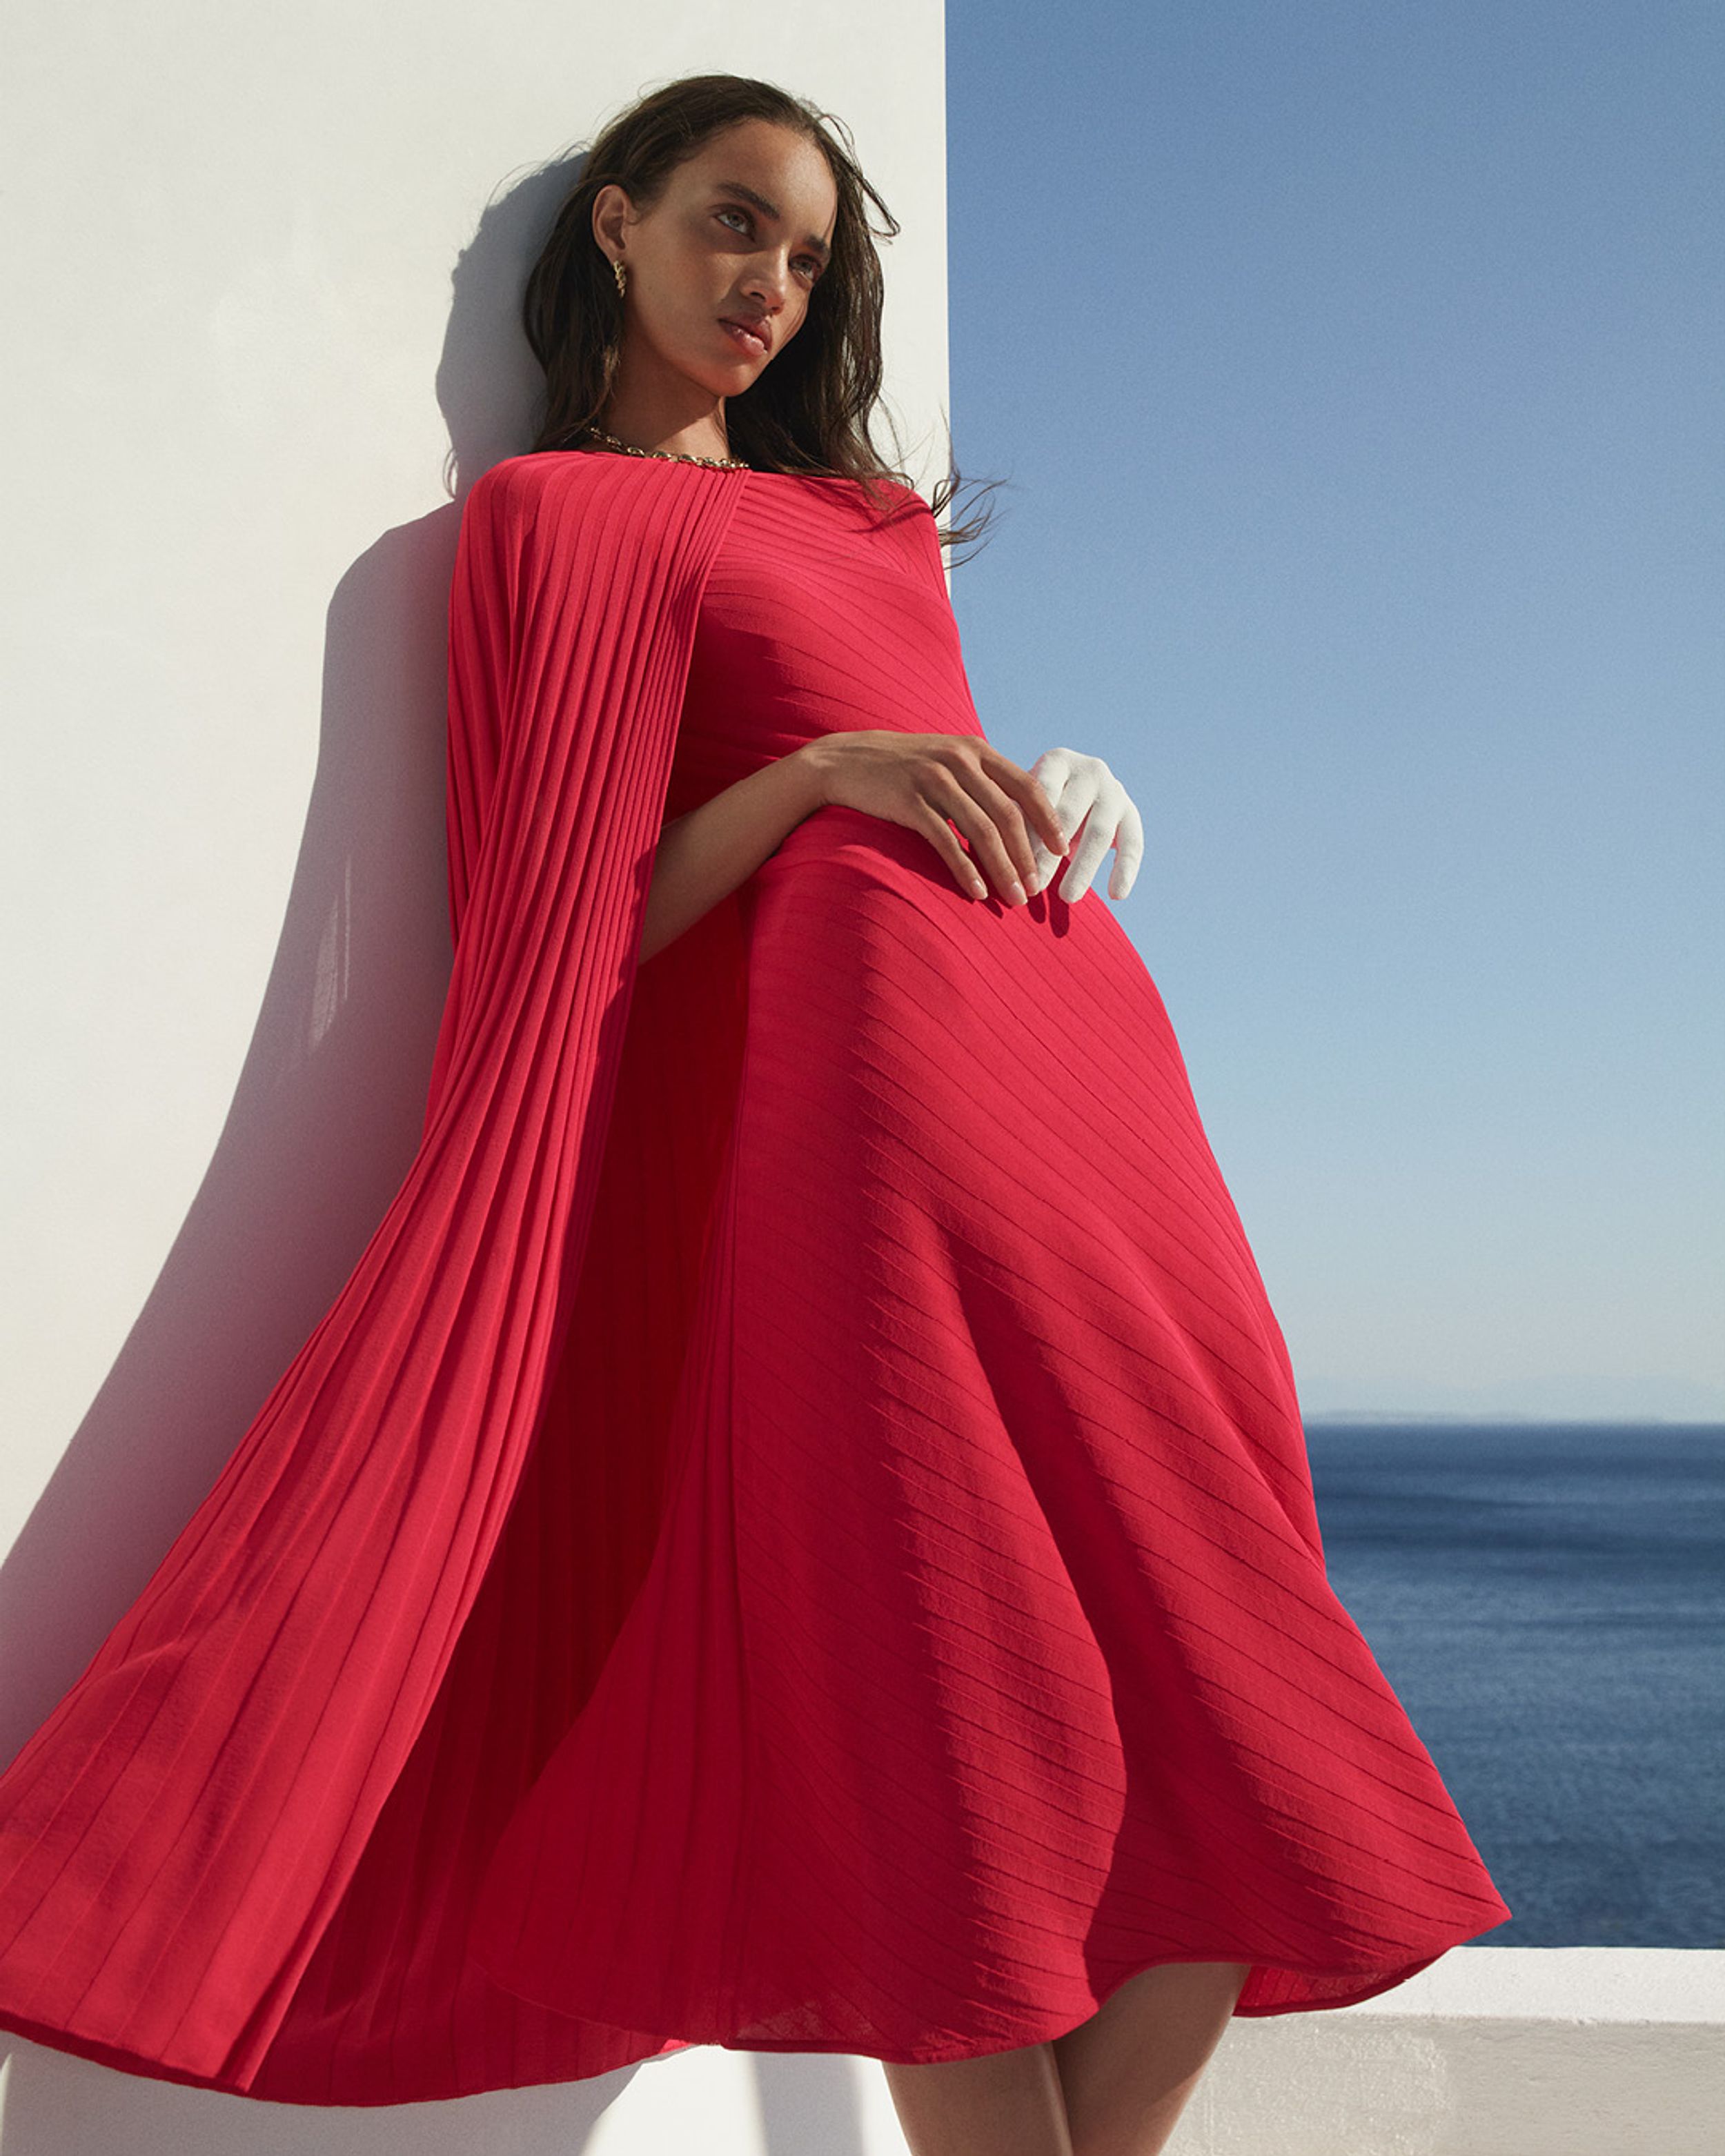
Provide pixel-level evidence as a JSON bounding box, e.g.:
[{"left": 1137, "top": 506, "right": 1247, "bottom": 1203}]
[{"left": 0, "top": 451, "right": 1510, "bottom": 2105}]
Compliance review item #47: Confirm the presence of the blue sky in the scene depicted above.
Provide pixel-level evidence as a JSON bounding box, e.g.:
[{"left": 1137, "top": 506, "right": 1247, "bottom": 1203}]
[{"left": 943, "top": 1, "right": 1722, "bottom": 1419}]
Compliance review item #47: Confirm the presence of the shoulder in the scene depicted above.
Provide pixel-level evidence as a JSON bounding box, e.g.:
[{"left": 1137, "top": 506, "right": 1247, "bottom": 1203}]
[
  {"left": 459, "top": 450, "right": 731, "bottom": 557},
  {"left": 860, "top": 472, "right": 934, "bottom": 518},
  {"left": 840, "top": 472, "right": 940, "bottom": 555},
  {"left": 466, "top": 446, "right": 711, "bottom": 511},
  {"left": 460, "top": 450, "right": 603, "bottom": 524},
  {"left": 760, "top": 466, "right": 932, "bottom": 519},
  {"left": 864, "top": 474, "right": 944, "bottom": 562}
]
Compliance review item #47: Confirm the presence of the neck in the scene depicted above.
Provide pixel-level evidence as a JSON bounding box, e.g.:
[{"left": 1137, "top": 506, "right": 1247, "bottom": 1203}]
[
  {"left": 582, "top": 424, "right": 749, "bottom": 471},
  {"left": 595, "top": 386, "right": 733, "bottom": 465}
]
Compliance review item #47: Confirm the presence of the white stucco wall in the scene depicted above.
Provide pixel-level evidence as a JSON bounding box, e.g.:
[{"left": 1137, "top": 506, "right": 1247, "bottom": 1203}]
[{"left": 0, "top": 7, "right": 945, "bottom": 1712}]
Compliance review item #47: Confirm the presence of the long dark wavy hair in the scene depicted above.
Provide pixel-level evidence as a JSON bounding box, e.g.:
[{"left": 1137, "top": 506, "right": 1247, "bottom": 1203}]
[{"left": 522, "top": 72, "right": 1002, "bottom": 560}]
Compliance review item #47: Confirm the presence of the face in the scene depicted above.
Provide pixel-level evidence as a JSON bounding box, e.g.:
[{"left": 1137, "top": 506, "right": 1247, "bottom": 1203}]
[{"left": 593, "top": 119, "right": 838, "bottom": 397}]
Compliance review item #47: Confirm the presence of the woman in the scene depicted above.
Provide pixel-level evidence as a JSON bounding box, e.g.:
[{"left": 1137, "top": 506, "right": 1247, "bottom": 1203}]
[{"left": 0, "top": 72, "right": 1510, "bottom": 2152}]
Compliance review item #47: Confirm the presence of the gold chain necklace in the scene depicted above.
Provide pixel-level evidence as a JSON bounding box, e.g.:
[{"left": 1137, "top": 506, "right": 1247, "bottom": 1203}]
[{"left": 580, "top": 424, "right": 750, "bottom": 472}]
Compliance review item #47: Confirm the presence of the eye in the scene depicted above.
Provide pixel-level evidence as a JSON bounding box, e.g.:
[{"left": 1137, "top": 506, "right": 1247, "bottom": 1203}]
[{"left": 715, "top": 205, "right": 824, "bottom": 285}]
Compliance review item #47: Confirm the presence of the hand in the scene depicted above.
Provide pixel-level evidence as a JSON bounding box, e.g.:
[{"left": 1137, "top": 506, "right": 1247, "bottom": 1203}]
[
  {"left": 1025, "top": 747, "right": 1144, "bottom": 902},
  {"left": 803, "top": 731, "right": 1070, "bottom": 905}
]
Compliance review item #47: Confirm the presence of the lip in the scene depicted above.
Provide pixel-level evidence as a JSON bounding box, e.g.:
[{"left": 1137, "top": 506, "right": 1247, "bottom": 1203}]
[{"left": 719, "top": 315, "right": 771, "bottom": 357}]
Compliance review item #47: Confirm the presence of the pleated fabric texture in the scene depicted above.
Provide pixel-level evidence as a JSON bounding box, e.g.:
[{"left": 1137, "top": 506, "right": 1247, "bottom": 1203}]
[
  {"left": 0, "top": 453, "right": 1512, "bottom": 2107},
  {"left": 464, "top": 471, "right": 1512, "bottom": 2056},
  {"left": 0, "top": 453, "right": 755, "bottom": 2101}
]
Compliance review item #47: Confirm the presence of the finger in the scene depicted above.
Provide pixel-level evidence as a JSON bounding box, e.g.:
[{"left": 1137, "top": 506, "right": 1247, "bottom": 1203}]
[
  {"left": 1029, "top": 746, "right": 1075, "bottom": 824},
  {"left": 1043, "top": 775, "right": 1102, "bottom": 897},
  {"left": 943, "top": 760, "right": 1045, "bottom": 900},
  {"left": 993, "top": 748, "right": 1072, "bottom": 862},
  {"left": 936, "top": 754, "right": 1043, "bottom": 897},
  {"left": 1029, "top": 769, "right": 1097, "bottom": 892},
  {"left": 911, "top": 798, "right": 992, "bottom": 900},
  {"left": 1058, "top": 803, "right": 1116, "bottom": 902},
  {"left": 928, "top": 770, "right": 1035, "bottom": 903},
  {"left": 1026, "top": 766, "right": 1072, "bottom": 889},
  {"left": 1107, "top": 800, "right": 1146, "bottom": 900}
]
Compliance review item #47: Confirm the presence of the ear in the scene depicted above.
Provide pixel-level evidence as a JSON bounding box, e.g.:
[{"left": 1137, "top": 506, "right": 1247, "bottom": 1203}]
[{"left": 591, "top": 183, "right": 629, "bottom": 261}]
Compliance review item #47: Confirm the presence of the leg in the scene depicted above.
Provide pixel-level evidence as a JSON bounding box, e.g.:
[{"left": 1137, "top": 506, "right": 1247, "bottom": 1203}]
[
  {"left": 1050, "top": 1960, "right": 1250, "bottom": 2156},
  {"left": 882, "top": 2037, "right": 1075, "bottom": 2156}
]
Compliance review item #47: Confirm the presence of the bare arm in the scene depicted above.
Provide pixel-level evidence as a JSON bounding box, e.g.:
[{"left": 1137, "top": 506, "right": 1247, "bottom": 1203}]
[
  {"left": 640, "top": 744, "right": 826, "bottom": 964},
  {"left": 640, "top": 729, "right": 1076, "bottom": 965}
]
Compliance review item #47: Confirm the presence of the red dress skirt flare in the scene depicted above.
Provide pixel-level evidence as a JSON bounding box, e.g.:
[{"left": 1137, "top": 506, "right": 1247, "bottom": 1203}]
[{"left": 0, "top": 453, "right": 1510, "bottom": 2104}]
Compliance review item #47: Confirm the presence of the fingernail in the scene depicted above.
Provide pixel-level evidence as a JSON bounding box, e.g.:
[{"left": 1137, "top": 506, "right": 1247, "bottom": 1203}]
[{"left": 1008, "top": 878, "right": 1025, "bottom": 904}]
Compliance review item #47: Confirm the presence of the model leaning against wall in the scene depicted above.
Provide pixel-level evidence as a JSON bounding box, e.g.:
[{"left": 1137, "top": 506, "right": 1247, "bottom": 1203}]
[{"left": 0, "top": 68, "right": 1510, "bottom": 2156}]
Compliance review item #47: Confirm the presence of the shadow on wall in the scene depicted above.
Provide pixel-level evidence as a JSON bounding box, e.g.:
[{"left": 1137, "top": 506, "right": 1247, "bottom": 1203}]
[{"left": 0, "top": 155, "right": 594, "bottom": 1768}]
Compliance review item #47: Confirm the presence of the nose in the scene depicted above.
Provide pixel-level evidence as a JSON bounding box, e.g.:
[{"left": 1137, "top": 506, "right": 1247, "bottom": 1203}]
[{"left": 743, "top": 252, "right": 793, "bottom": 310}]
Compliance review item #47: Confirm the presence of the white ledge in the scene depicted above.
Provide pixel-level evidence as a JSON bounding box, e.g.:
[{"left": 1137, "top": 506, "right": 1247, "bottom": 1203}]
[
  {"left": 0, "top": 1948, "right": 1717, "bottom": 2153},
  {"left": 1342, "top": 1943, "right": 1725, "bottom": 2022},
  {"left": 1169, "top": 1948, "right": 1725, "bottom": 2156}
]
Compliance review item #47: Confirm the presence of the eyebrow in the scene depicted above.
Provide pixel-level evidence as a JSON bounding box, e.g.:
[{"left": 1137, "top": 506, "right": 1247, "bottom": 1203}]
[{"left": 712, "top": 181, "right": 832, "bottom": 266}]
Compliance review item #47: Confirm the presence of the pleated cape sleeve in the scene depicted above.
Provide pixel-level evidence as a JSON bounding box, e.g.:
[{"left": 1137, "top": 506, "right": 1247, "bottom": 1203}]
[{"left": 0, "top": 451, "right": 747, "bottom": 2096}]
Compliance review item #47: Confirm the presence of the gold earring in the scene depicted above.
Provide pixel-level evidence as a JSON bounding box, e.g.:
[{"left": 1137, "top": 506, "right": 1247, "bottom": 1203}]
[{"left": 612, "top": 257, "right": 627, "bottom": 299}]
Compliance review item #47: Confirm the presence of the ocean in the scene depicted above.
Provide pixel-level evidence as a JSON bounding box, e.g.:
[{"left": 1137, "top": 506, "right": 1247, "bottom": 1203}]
[{"left": 1301, "top": 1420, "right": 1725, "bottom": 1948}]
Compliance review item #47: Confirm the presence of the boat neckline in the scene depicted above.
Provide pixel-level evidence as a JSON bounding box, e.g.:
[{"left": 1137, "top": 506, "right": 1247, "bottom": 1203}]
[{"left": 558, "top": 447, "right": 897, "bottom": 485}]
